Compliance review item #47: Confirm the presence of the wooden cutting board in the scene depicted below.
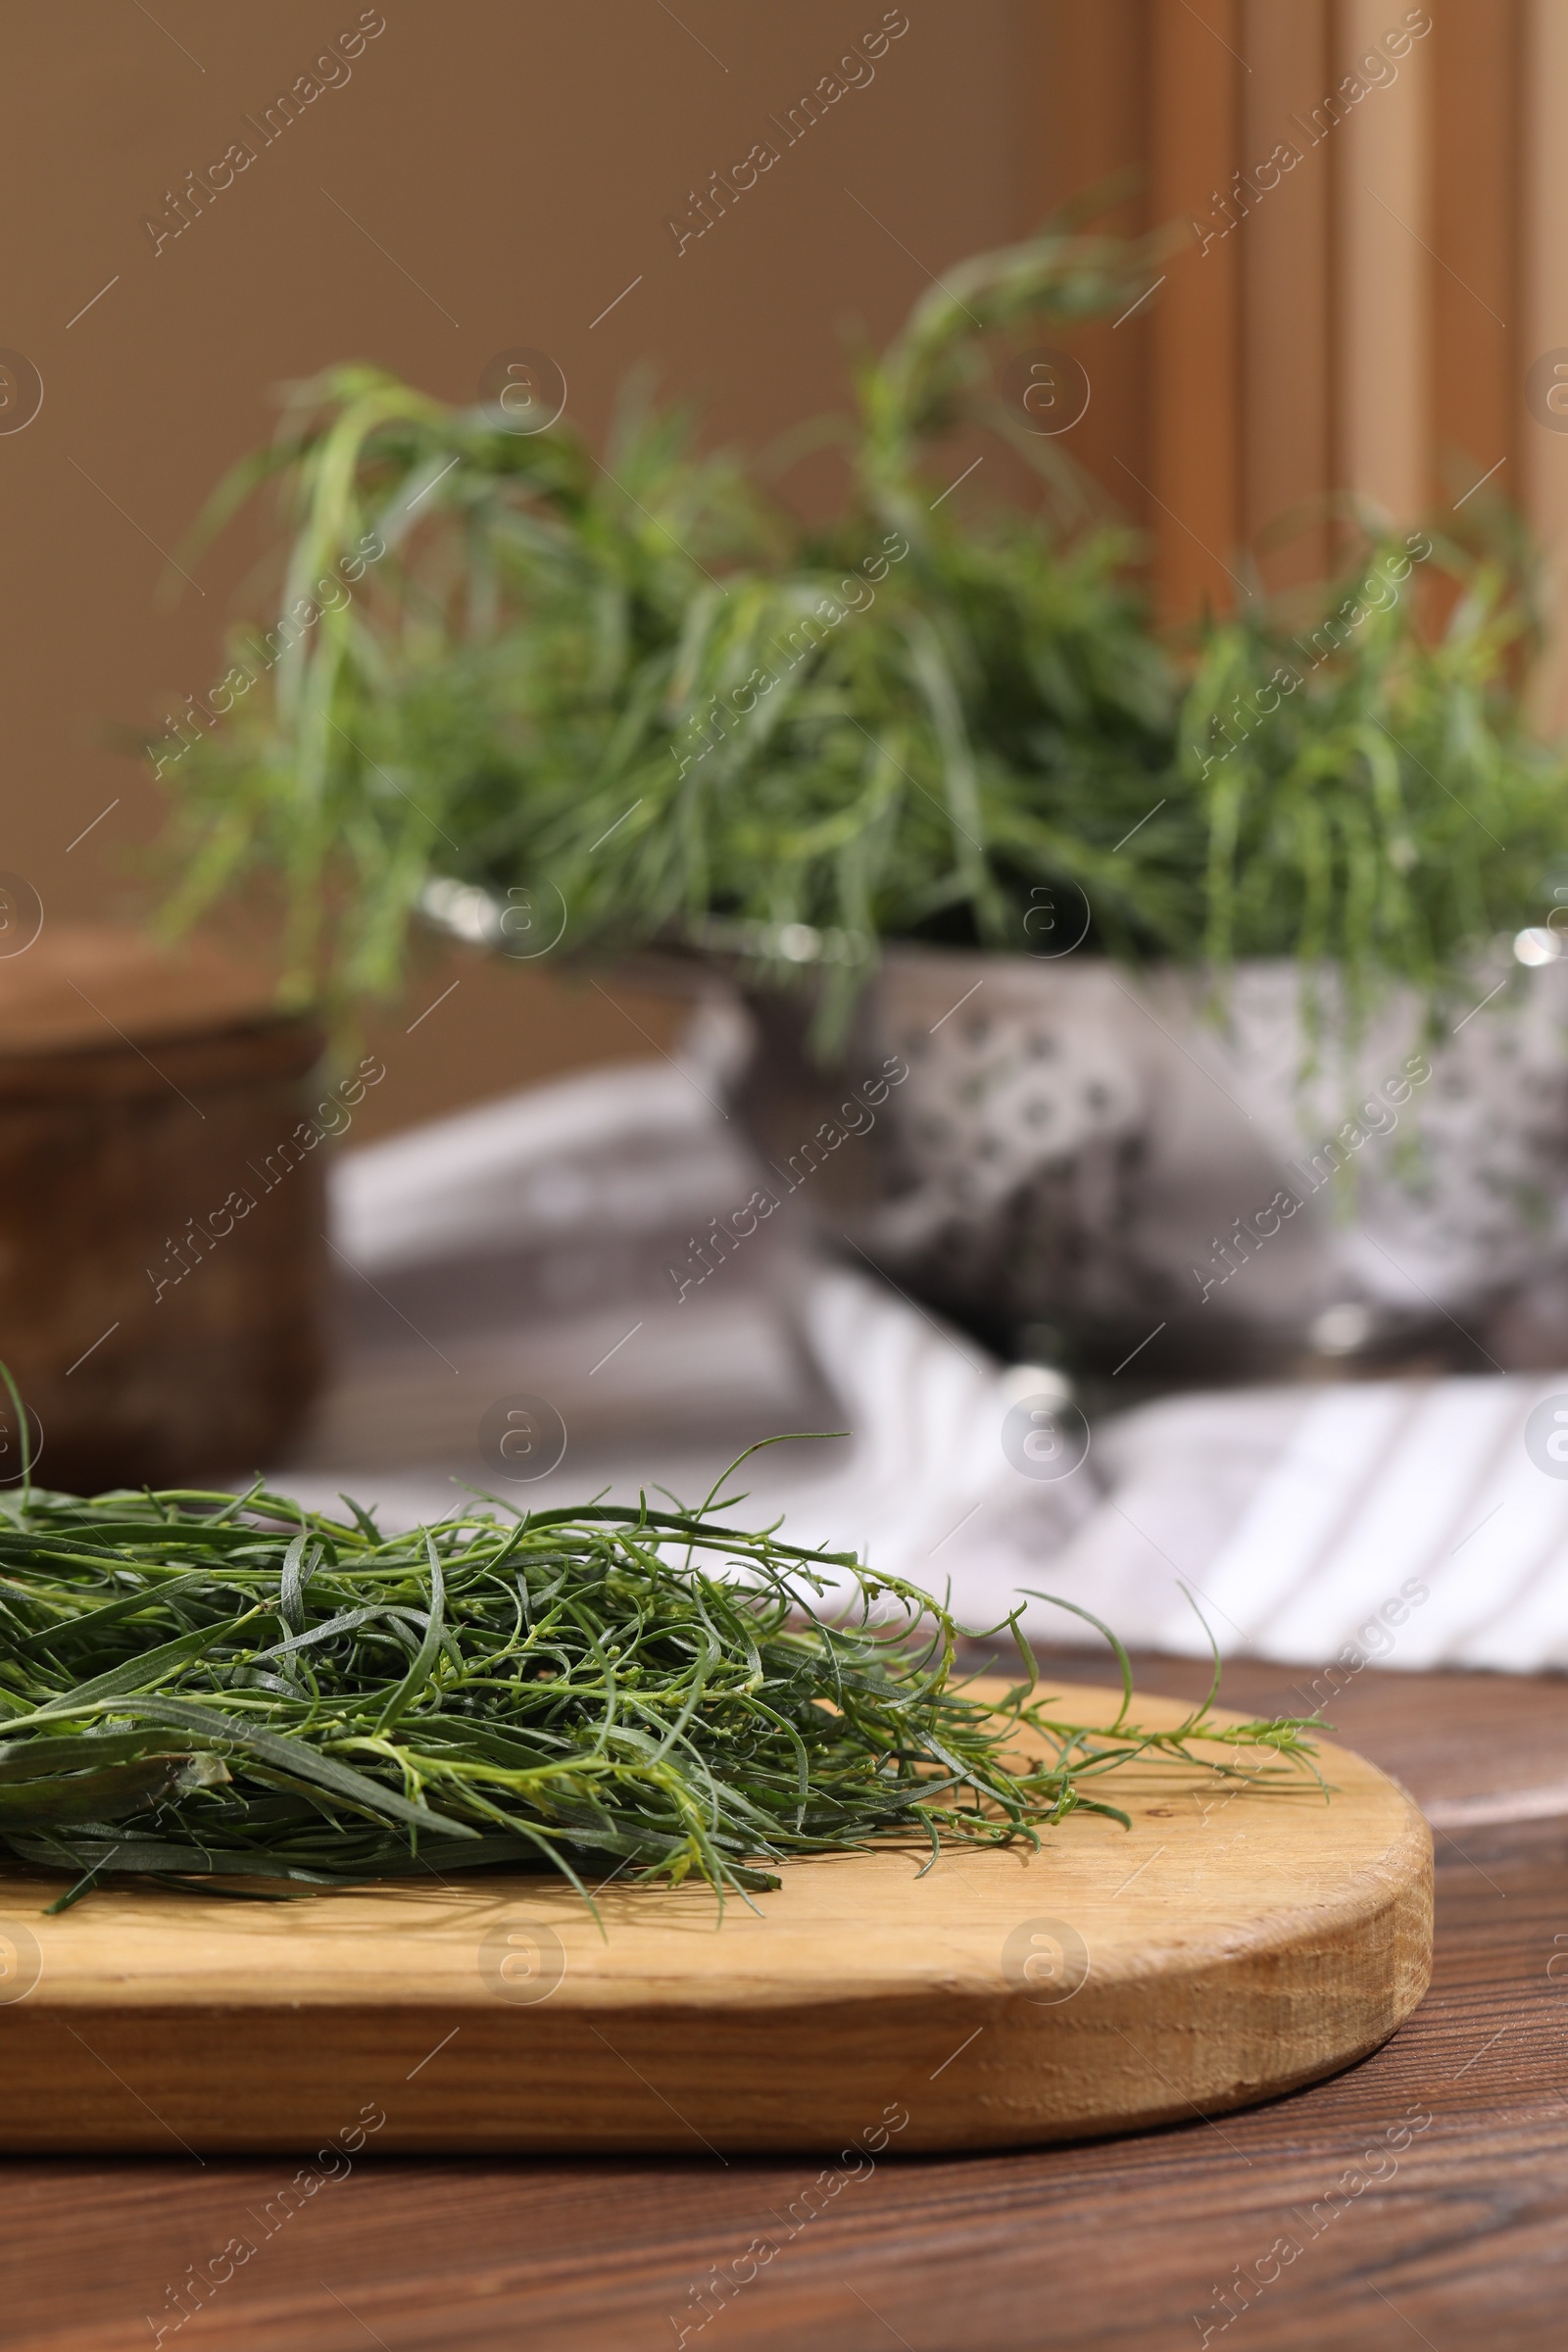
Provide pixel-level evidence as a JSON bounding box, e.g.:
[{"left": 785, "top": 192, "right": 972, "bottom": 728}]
[{"left": 0, "top": 1684, "right": 1431, "bottom": 2154}]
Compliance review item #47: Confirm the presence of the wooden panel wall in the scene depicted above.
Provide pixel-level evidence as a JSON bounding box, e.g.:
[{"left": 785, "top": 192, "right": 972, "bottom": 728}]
[
  {"left": 1431, "top": 0, "right": 1519, "bottom": 499},
  {"left": 1040, "top": 0, "right": 1542, "bottom": 632},
  {"left": 1146, "top": 0, "right": 1243, "bottom": 618},
  {"left": 1241, "top": 0, "right": 1333, "bottom": 589},
  {"left": 1034, "top": 0, "right": 1148, "bottom": 520},
  {"left": 1523, "top": 0, "right": 1568, "bottom": 723},
  {"left": 1335, "top": 0, "right": 1434, "bottom": 530}
]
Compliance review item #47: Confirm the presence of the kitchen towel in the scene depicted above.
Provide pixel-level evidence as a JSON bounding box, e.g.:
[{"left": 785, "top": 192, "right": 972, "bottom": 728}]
[{"left": 269, "top": 1050, "right": 1568, "bottom": 1672}]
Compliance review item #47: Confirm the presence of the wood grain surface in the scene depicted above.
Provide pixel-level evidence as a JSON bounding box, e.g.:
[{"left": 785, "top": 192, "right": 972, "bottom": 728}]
[
  {"left": 0, "top": 928, "right": 283, "bottom": 1058},
  {"left": 0, "top": 1653, "right": 1557, "bottom": 2352},
  {"left": 0, "top": 1684, "right": 1431, "bottom": 2158},
  {"left": 0, "top": 925, "right": 326, "bottom": 1489}
]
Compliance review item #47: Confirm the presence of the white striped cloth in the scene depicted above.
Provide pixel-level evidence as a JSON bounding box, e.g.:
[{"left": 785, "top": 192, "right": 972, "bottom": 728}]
[{"left": 267, "top": 1060, "right": 1568, "bottom": 1675}]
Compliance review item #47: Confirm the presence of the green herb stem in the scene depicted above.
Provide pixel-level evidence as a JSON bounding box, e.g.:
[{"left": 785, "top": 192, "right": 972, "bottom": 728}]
[{"left": 0, "top": 1480, "right": 1320, "bottom": 1912}]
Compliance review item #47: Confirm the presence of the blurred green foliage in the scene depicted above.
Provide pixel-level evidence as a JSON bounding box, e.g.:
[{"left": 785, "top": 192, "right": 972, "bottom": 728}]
[{"left": 152, "top": 219, "right": 1568, "bottom": 1037}]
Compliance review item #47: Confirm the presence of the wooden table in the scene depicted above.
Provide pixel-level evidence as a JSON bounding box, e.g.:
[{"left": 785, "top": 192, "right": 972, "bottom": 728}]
[{"left": 5, "top": 1653, "right": 1565, "bottom": 2352}]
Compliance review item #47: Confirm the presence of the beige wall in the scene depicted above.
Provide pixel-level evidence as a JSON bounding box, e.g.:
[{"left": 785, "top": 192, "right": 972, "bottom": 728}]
[
  {"left": 10, "top": 4, "right": 1554, "bottom": 1145},
  {"left": 0, "top": 2, "right": 1038, "bottom": 1141}
]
